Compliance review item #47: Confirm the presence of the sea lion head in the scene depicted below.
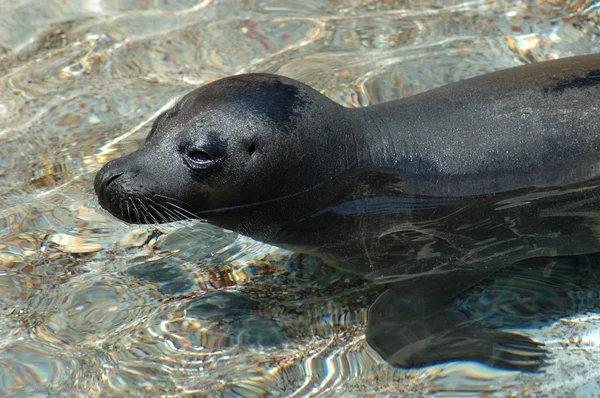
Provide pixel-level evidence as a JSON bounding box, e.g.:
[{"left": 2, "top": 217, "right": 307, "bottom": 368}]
[{"left": 94, "top": 73, "right": 354, "bottom": 230}]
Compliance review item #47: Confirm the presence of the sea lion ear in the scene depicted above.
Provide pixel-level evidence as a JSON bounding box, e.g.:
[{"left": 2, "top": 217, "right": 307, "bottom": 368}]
[{"left": 247, "top": 142, "right": 257, "bottom": 156}]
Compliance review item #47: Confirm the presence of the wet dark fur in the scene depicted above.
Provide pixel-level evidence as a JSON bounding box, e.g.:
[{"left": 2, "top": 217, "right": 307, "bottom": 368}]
[{"left": 96, "top": 54, "right": 600, "bottom": 370}]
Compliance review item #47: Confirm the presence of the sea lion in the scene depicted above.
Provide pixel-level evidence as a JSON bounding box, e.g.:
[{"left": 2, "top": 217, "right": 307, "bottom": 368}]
[{"left": 95, "top": 53, "right": 600, "bottom": 370}]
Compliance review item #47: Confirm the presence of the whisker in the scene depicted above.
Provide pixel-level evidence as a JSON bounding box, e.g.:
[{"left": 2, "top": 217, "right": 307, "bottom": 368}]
[
  {"left": 164, "top": 201, "right": 199, "bottom": 219},
  {"left": 119, "top": 198, "right": 125, "bottom": 219},
  {"left": 165, "top": 206, "right": 193, "bottom": 221},
  {"left": 145, "top": 196, "right": 179, "bottom": 223},
  {"left": 150, "top": 193, "right": 199, "bottom": 219},
  {"left": 154, "top": 194, "right": 192, "bottom": 206},
  {"left": 146, "top": 197, "right": 186, "bottom": 222},
  {"left": 155, "top": 202, "right": 182, "bottom": 222},
  {"left": 126, "top": 200, "right": 132, "bottom": 222},
  {"left": 130, "top": 198, "right": 142, "bottom": 223},
  {"left": 136, "top": 198, "right": 157, "bottom": 225},
  {"left": 146, "top": 202, "right": 169, "bottom": 223}
]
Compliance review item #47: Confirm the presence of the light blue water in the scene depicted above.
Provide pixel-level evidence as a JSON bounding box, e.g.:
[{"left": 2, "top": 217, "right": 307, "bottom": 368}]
[{"left": 2, "top": 0, "right": 600, "bottom": 396}]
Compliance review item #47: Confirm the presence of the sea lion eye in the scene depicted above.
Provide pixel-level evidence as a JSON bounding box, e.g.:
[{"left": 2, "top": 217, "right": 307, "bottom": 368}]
[{"left": 186, "top": 149, "right": 213, "bottom": 166}]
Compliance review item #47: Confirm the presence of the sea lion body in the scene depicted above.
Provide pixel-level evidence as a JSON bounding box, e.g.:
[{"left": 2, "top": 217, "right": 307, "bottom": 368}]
[
  {"left": 95, "top": 54, "right": 600, "bottom": 370},
  {"left": 362, "top": 55, "right": 600, "bottom": 196}
]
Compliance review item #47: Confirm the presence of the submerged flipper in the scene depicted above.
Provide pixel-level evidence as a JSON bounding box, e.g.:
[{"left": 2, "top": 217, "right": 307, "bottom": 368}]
[{"left": 366, "top": 277, "right": 547, "bottom": 371}]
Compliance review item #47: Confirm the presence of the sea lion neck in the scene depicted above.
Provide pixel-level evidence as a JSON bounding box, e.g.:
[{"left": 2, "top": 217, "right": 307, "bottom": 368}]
[{"left": 351, "top": 105, "right": 411, "bottom": 170}]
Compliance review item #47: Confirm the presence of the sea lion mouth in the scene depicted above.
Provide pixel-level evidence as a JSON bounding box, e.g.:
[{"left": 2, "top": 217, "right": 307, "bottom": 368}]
[
  {"left": 99, "top": 193, "right": 199, "bottom": 225},
  {"left": 98, "top": 176, "right": 333, "bottom": 227},
  {"left": 95, "top": 167, "right": 330, "bottom": 225},
  {"left": 94, "top": 164, "right": 196, "bottom": 224},
  {"left": 191, "top": 180, "right": 329, "bottom": 216}
]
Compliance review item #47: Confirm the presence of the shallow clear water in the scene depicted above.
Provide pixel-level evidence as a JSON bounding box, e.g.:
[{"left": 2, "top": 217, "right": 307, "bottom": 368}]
[{"left": 2, "top": 0, "right": 600, "bottom": 396}]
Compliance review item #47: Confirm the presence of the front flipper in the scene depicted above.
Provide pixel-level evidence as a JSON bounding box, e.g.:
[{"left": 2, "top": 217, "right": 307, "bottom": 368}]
[{"left": 366, "top": 281, "right": 547, "bottom": 371}]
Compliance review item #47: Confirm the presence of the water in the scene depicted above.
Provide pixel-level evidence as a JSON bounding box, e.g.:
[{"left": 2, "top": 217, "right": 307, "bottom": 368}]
[{"left": 2, "top": 0, "right": 600, "bottom": 396}]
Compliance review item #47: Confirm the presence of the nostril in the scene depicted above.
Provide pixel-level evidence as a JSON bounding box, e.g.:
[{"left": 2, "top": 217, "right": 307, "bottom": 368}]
[
  {"left": 105, "top": 172, "right": 124, "bottom": 188},
  {"left": 94, "top": 167, "right": 124, "bottom": 203}
]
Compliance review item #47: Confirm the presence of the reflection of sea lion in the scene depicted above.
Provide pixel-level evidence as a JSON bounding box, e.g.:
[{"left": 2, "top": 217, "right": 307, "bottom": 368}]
[{"left": 95, "top": 54, "right": 600, "bottom": 370}]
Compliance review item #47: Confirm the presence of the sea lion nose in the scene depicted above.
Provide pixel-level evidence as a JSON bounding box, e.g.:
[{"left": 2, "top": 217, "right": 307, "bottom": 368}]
[
  {"left": 103, "top": 170, "right": 124, "bottom": 189},
  {"left": 94, "top": 159, "right": 125, "bottom": 205}
]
